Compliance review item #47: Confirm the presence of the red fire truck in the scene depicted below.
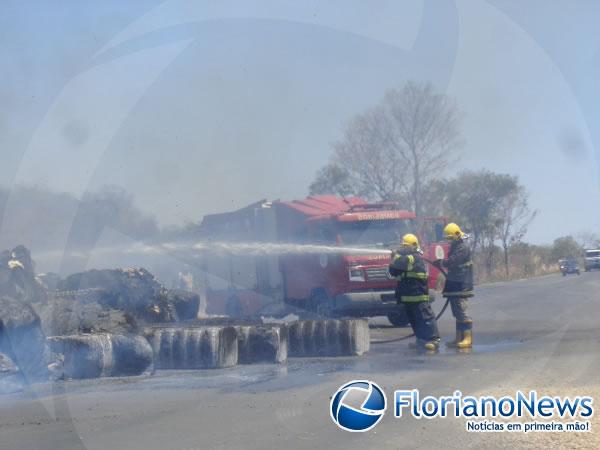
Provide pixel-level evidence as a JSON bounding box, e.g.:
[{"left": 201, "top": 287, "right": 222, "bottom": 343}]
[{"left": 199, "top": 195, "right": 448, "bottom": 326}]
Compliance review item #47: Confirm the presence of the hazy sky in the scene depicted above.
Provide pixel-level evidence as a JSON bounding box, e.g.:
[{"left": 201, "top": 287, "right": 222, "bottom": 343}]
[{"left": 2, "top": 0, "right": 600, "bottom": 245}]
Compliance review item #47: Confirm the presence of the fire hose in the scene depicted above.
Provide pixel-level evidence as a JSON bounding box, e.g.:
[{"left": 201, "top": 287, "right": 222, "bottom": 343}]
[{"left": 371, "top": 258, "right": 450, "bottom": 345}]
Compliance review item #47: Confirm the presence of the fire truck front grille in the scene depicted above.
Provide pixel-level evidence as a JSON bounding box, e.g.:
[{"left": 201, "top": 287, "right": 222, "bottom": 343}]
[{"left": 365, "top": 267, "right": 391, "bottom": 281}]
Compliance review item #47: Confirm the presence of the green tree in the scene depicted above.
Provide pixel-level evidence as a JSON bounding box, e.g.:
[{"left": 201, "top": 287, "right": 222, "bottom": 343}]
[
  {"left": 551, "top": 236, "right": 582, "bottom": 261},
  {"left": 308, "top": 164, "right": 358, "bottom": 197},
  {"left": 431, "top": 170, "right": 535, "bottom": 277},
  {"left": 440, "top": 171, "right": 515, "bottom": 252}
]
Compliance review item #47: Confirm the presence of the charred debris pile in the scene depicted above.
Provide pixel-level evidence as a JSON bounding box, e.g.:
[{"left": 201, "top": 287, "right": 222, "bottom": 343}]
[{"left": 0, "top": 246, "right": 369, "bottom": 392}]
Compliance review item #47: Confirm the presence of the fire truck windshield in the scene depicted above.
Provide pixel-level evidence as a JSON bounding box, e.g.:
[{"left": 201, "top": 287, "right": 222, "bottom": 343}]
[{"left": 336, "top": 219, "right": 414, "bottom": 247}]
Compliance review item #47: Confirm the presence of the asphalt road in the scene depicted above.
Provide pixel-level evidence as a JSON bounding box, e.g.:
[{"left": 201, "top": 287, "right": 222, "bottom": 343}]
[{"left": 2, "top": 272, "right": 599, "bottom": 449}]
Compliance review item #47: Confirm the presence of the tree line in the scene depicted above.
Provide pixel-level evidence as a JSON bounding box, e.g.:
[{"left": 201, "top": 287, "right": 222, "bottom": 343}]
[{"left": 0, "top": 185, "right": 158, "bottom": 252}]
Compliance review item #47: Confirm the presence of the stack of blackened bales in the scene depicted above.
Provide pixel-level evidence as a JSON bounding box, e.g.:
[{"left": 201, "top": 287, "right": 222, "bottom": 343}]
[
  {"left": 41, "top": 267, "right": 202, "bottom": 379},
  {"left": 0, "top": 255, "right": 201, "bottom": 383},
  {"left": 145, "top": 318, "right": 370, "bottom": 370},
  {"left": 0, "top": 246, "right": 371, "bottom": 388}
]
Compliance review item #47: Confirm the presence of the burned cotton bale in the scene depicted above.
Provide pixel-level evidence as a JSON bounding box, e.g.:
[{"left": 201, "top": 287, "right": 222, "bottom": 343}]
[
  {"left": 288, "top": 319, "right": 370, "bottom": 357},
  {"left": 35, "top": 295, "right": 137, "bottom": 336},
  {"left": 56, "top": 268, "right": 198, "bottom": 323},
  {"left": 236, "top": 325, "right": 288, "bottom": 364},
  {"left": 48, "top": 333, "right": 153, "bottom": 379},
  {"left": 164, "top": 289, "right": 200, "bottom": 321},
  {"left": 145, "top": 326, "right": 238, "bottom": 369},
  {"left": 57, "top": 268, "right": 174, "bottom": 323}
]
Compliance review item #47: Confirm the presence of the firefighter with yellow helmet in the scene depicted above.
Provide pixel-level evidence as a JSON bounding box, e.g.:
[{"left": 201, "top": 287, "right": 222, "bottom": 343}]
[
  {"left": 436, "top": 223, "right": 474, "bottom": 349},
  {"left": 389, "top": 233, "right": 440, "bottom": 351}
]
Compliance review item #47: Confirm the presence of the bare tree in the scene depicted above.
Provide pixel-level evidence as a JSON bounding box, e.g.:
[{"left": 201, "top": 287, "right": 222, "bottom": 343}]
[
  {"left": 575, "top": 231, "right": 600, "bottom": 249},
  {"left": 383, "top": 81, "right": 462, "bottom": 215},
  {"left": 331, "top": 106, "right": 407, "bottom": 201},
  {"left": 326, "top": 81, "right": 462, "bottom": 210},
  {"left": 496, "top": 186, "right": 537, "bottom": 277}
]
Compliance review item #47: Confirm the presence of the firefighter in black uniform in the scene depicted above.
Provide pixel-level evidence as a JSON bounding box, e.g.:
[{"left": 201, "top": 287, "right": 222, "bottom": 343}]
[
  {"left": 436, "top": 223, "right": 474, "bottom": 349},
  {"left": 389, "top": 233, "right": 440, "bottom": 351}
]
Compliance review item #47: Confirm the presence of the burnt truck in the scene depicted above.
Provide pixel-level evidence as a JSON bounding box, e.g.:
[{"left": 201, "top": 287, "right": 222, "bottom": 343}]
[{"left": 198, "top": 195, "right": 448, "bottom": 326}]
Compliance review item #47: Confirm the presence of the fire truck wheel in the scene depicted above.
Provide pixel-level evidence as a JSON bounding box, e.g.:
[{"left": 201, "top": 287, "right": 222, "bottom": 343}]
[{"left": 387, "top": 310, "right": 409, "bottom": 327}]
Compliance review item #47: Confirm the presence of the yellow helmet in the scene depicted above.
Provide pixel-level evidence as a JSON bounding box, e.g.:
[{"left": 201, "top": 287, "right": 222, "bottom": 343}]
[
  {"left": 402, "top": 233, "right": 419, "bottom": 248},
  {"left": 443, "top": 223, "right": 464, "bottom": 240}
]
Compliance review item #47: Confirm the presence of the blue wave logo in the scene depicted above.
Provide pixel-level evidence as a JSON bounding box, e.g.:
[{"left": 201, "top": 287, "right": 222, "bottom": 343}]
[{"left": 330, "top": 380, "right": 387, "bottom": 432}]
